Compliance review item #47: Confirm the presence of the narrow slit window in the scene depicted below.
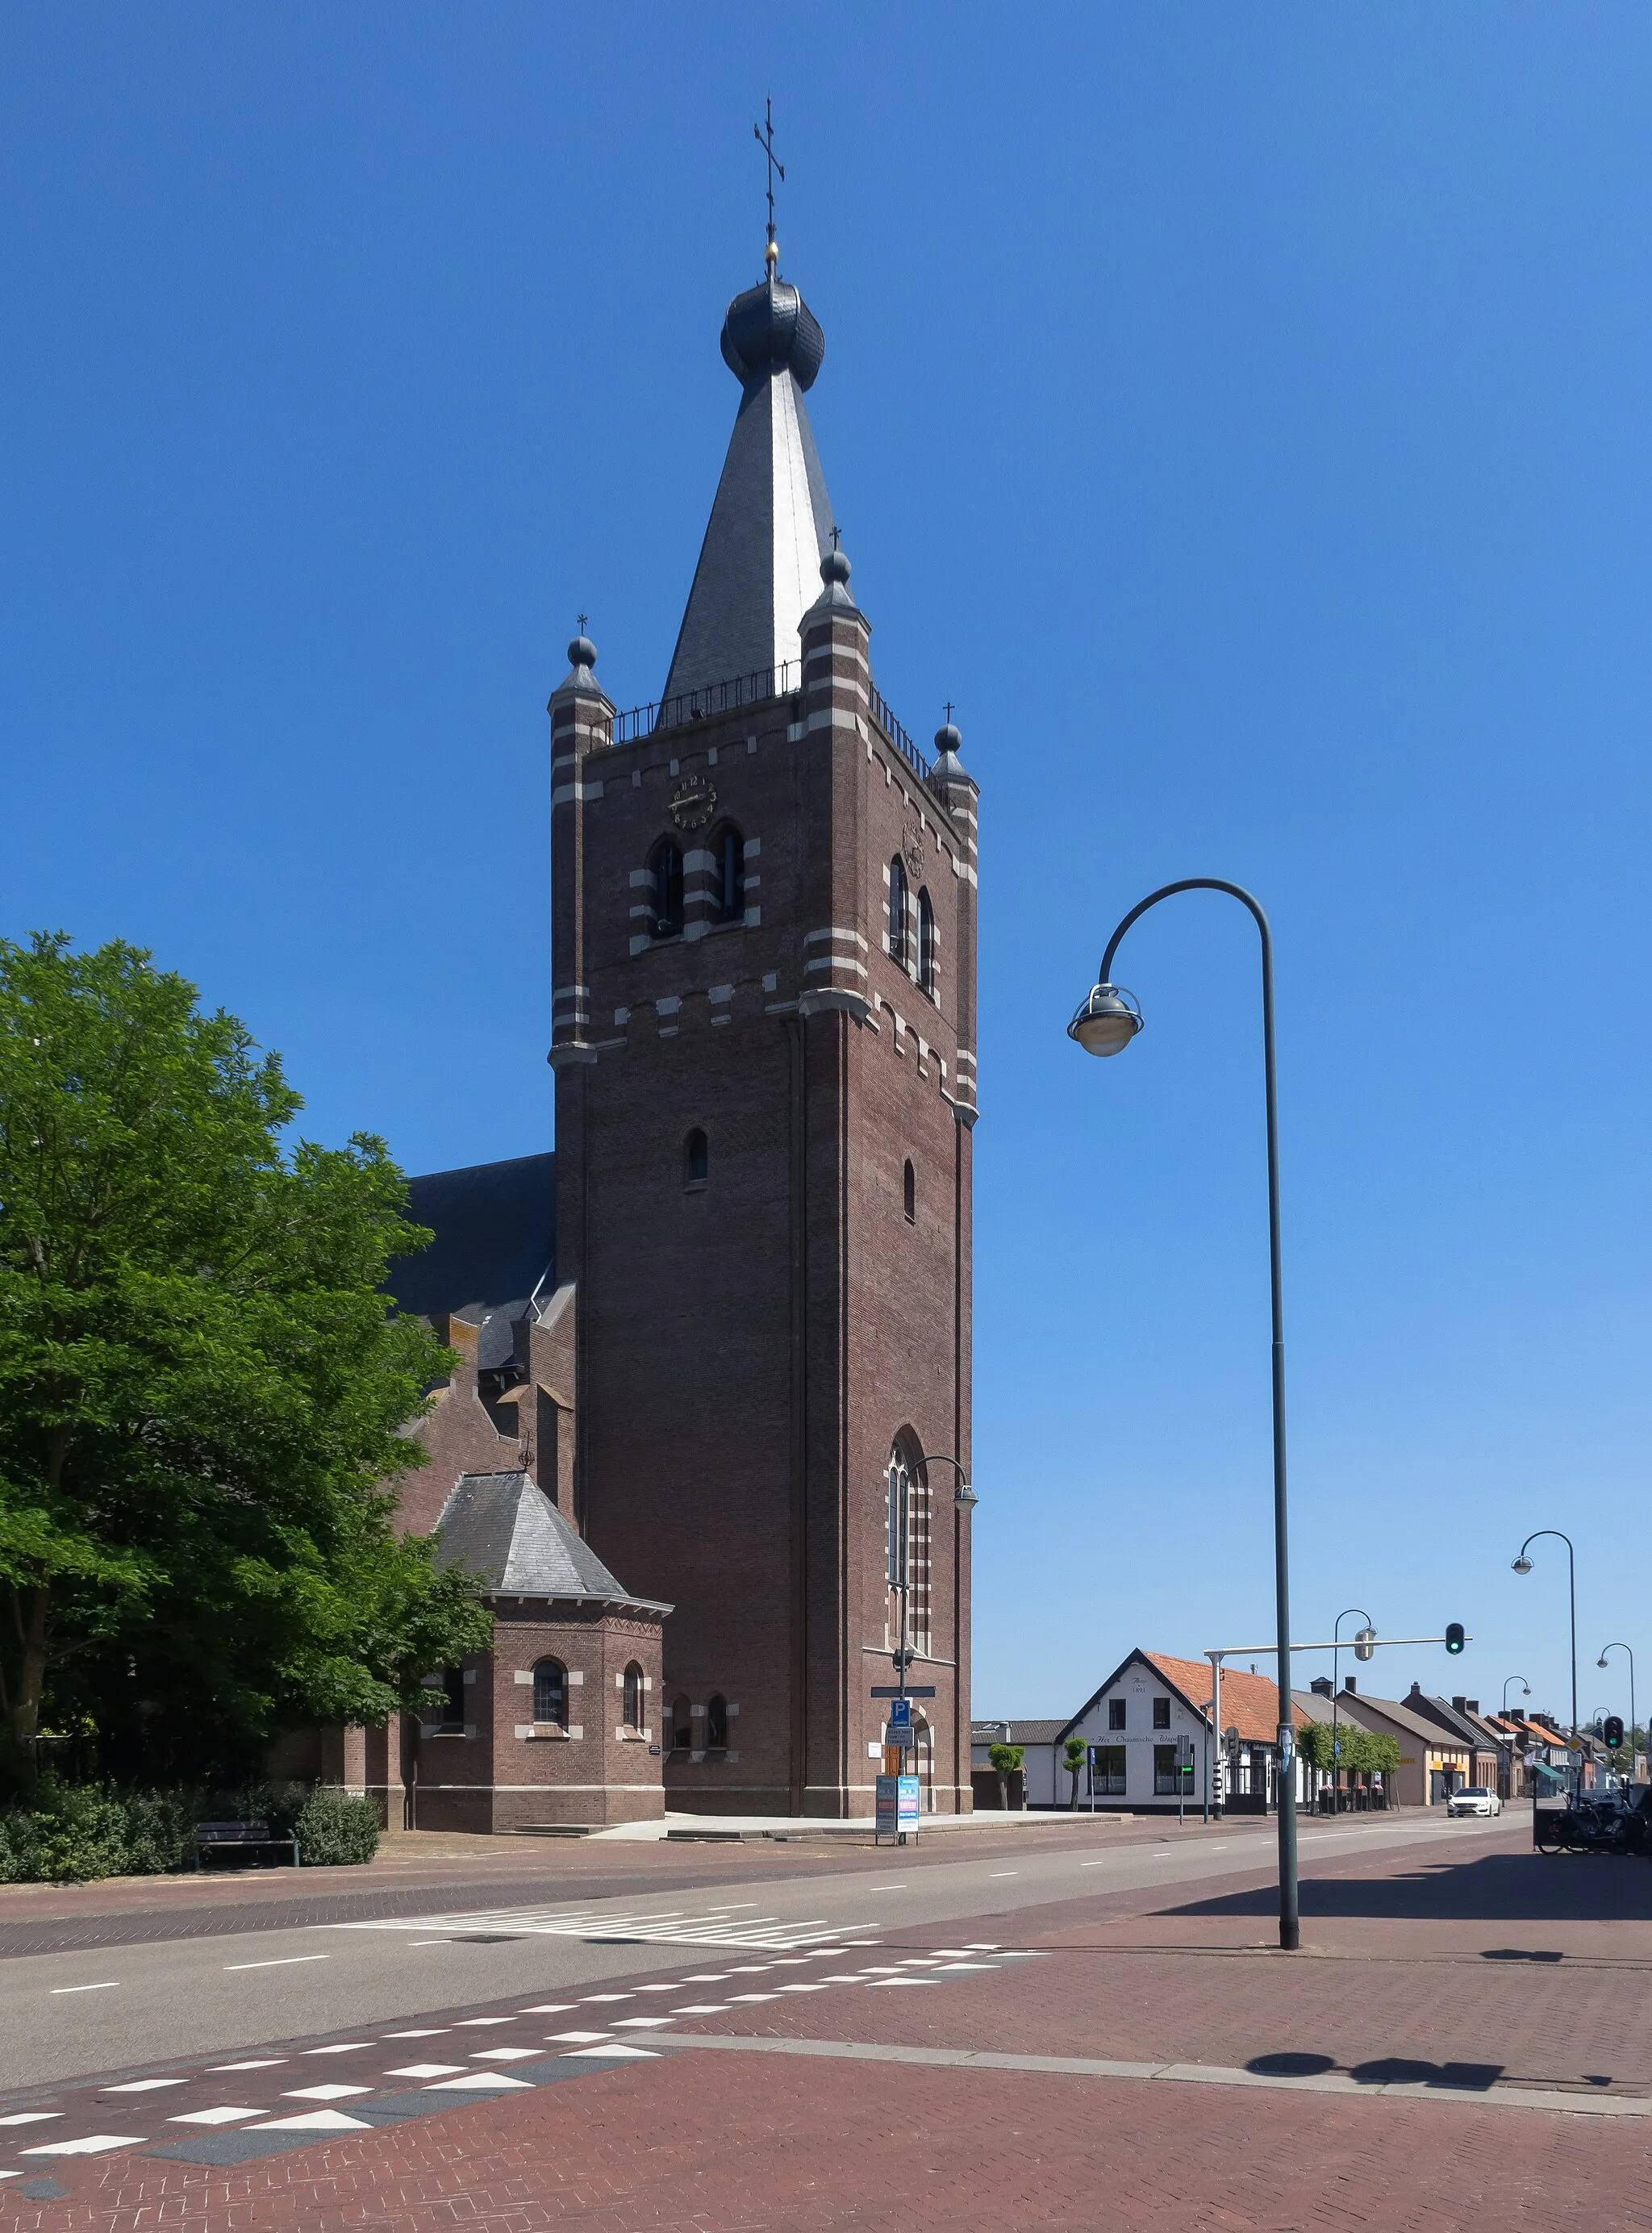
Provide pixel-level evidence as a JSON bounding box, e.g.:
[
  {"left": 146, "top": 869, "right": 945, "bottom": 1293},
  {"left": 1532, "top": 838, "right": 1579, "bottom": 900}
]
[
  {"left": 623, "top": 1662, "right": 645, "bottom": 1730},
  {"left": 917, "top": 889, "right": 937, "bottom": 997},
  {"left": 903, "top": 1159, "right": 916, "bottom": 1223},
  {"left": 683, "top": 1128, "right": 708, "bottom": 1189},
  {"left": 706, "top": 1693, "right": 729, "bottom": 1748}
]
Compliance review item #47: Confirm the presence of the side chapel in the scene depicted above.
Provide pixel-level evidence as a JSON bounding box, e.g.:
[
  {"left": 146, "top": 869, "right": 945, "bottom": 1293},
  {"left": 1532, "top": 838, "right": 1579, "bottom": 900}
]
[{"left": 332, "top": 225, "right": 981, "bottom": 1828}]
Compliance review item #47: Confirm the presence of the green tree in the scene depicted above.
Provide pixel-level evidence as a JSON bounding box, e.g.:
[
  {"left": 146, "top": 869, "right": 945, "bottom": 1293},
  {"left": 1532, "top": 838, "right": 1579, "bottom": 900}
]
[
  {"left": 987, "top": 1743, "right": 1024, "bottom": 1812},
  {"left": 0, "top": 933, "right": 491, "bottom": 1780},
  {"left": 1062, "top": 1734, "right": 1087, "bottom": 1809}
]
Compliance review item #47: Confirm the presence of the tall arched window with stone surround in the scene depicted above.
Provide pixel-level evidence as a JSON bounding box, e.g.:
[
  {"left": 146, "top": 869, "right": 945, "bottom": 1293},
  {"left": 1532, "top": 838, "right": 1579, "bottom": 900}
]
[
  {"left": 887, "top": 854, "right": 909, "bottom": 968},
  {"left": 706, "top": 1693, "right": 729, "bottom": 1748},
  {"left": 710, "top": 824, "right": 745, "bottom": 924},
  {"left": 885, "top": 1438, "right": 932, "bottom": 1659},
  {"left": 623, "top": 1662, "right": 645, "bottom": 1730},
  {"left": 917, "top": 888, "right": 937, "bottom": 998},
  {"left": 532, "top": 1658, "right": 567, "bottom": 1730}
]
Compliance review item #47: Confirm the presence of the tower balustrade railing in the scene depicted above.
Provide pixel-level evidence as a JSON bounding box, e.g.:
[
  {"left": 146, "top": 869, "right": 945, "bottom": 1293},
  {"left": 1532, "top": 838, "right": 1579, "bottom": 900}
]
[{"left": 600, "top": 664, "right": 937, "bottom": 788}]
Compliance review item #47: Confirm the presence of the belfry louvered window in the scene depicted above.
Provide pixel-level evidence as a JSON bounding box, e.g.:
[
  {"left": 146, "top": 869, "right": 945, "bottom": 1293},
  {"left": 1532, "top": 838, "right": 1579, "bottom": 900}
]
[
  {"left": 650, "top": 839, "right": 684, "bottom": 937},
  {"left": 888, "top": 854, "right": 909, "bottom": 967}
]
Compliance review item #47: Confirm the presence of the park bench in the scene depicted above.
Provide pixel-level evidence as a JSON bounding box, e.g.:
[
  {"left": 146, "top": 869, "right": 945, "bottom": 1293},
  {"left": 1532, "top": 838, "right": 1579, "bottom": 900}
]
[{"left": 193, "top": 1819, "right": 300, "bottom": 1872}]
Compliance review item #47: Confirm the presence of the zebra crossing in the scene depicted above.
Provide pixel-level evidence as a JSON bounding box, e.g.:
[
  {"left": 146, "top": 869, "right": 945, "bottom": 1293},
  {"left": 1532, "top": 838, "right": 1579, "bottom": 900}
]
[{"left": 332, "top": 1899, "right": 872, "bottom": 1953}]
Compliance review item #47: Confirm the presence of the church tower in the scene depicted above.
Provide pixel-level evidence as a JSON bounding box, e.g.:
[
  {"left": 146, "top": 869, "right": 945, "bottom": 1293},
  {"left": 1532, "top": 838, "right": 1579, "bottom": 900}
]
[{"left": 547, "top": 237, "right": 978, "bottom": 1816}]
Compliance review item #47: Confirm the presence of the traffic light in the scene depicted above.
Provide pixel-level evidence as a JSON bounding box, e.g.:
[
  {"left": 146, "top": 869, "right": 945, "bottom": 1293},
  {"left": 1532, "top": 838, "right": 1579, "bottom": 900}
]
[
  {"left": 1604, "top": 1717, "right": 1625, "bottom": 1750},
  {"left": 1445, "top": 1622, "right": 1466, "bottom": 1655}
]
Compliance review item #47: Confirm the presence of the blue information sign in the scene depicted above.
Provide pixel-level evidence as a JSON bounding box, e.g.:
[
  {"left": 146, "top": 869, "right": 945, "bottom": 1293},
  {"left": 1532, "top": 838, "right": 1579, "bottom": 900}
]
[{"left": 888, "top": 1697, "right": 912, "bottom": 1728}]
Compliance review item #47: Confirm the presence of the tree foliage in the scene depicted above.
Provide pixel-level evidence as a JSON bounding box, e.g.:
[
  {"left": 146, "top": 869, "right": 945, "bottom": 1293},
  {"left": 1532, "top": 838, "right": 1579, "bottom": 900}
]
[
  {"left": 1297, "top": 1721, "right": 1400, "bottom": 1778},
  {"left": 0, "top": 932, "right": 491, "bottom": 1780}
]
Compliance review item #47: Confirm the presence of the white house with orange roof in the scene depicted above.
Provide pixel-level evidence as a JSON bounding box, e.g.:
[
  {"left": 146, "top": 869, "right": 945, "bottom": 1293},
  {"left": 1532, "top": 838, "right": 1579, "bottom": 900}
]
[{"left": 1051, "top": 1648, "right": 1313, "bottom": 1817}]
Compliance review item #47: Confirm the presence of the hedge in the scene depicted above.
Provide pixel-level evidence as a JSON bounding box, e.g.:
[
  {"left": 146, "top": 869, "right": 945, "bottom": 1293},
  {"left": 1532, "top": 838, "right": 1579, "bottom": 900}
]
[{"left": 0, "top": 1780, "right": 380, "bottom": 1884}]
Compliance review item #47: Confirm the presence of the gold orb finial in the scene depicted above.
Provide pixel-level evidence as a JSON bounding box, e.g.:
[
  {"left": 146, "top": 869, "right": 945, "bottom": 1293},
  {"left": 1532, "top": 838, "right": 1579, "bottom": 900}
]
[{"left": 766, "top": 237, "right": 778, "bottom": 272}]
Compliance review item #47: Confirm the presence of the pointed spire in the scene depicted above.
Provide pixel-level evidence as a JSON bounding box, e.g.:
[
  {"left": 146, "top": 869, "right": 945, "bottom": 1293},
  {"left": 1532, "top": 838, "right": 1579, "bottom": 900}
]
[{"left": 660, "top": 267, "right": 836, "bottom": 705}]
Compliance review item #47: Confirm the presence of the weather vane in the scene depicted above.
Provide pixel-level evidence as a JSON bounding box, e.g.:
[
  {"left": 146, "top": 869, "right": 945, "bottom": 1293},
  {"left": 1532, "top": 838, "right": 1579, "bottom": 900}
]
[{"left": 754, "top": 97, "right": 783, "bottom": 266}]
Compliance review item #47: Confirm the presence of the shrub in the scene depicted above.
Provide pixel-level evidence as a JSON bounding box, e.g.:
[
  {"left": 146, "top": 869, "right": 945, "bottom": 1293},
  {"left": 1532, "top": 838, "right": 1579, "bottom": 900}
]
[{"left": 293, "top": 1789, "right": 380, "bottom": 1868}]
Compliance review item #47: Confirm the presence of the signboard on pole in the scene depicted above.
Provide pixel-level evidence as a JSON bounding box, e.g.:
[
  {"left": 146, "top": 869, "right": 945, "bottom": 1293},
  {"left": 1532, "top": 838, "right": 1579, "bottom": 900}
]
[
  {"left": 874, "top": 1773, "right": 923, "bottom": 1843},
  {"left": 888, "top": 1697, "right": 912, "bottom": 1729},
  {"left": 898, "top": 1773, "right": 920, "bottom": 1834}
]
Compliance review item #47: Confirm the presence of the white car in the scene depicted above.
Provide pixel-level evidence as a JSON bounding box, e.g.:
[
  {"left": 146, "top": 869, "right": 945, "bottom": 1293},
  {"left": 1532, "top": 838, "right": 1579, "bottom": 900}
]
[{"left": 1446, "top": 1785, "right": 1503, "bottom": 1818}]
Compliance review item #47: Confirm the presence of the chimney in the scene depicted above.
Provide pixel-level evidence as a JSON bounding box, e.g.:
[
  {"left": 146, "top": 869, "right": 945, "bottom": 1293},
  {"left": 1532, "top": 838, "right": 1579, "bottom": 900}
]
[
  {"left": 1310, "top": 1676, "right": 1333, "bottom": 1697},
  {"left": 1452, "top": 1696, "right": 1467, "bottom": 1714},
  {"left": 1408, "top": 1681, "right": 1425, "bottom": 1701},
  {"left": 1341, "top": 1677, "right": 1357, "bottom": 1695},
  {"left": 1466, "top": 1701, "right": 1479, "bottom": 1716}
]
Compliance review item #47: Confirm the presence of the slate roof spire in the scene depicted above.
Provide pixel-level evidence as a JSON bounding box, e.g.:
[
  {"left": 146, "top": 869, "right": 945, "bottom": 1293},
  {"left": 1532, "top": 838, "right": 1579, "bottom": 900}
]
[{"left": 660, "top": 252, "right": 837, "bottom": 706}]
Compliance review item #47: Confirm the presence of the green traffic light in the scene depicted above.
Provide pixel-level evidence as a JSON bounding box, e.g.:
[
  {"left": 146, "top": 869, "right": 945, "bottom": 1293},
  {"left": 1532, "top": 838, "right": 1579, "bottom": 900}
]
[{"left": 1445, "top": 1622, "right": 1466, "bottom": 1655}]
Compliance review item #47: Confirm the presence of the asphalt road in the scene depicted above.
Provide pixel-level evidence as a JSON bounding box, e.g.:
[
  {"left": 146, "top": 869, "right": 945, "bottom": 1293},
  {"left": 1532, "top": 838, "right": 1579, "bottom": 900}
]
[{"left": 3, "top": 1811, "right": 1509, "bottom": 2092}]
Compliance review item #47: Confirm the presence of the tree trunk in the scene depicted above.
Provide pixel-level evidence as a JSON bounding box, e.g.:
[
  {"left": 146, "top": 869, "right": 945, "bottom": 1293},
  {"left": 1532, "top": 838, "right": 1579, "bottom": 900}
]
[{"left": 8, "top": 1585, "right": 48, "bottom": 1745}]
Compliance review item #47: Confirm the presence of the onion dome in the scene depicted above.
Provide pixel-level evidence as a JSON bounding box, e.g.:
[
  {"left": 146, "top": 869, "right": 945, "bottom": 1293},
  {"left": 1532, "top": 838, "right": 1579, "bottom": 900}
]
[
  {"left": 720, "top": 275, "right": 826, "bottom": 392},
  {"left": 932, "top": 719, "right": 966, "bottom": 781}
]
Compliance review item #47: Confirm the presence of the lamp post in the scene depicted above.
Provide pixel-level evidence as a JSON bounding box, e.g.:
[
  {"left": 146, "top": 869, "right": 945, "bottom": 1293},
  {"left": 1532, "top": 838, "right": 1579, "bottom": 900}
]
[
  {"left": 1596, "top": 1642, "right": 1635, "bottom": 1780},
  {"left": 1512, "top": 1530, "right": 1577, "bottom": 1794},
  {"left": 1329, "top": 1608, "right": 1375, "bottom": 1817},
  {"left": 1500, "top": 1674, "right": 1532, "bottom": 1802},
  {"left": 922, "top": 1452, "right": 977, "bottom": 1814},
  {"left": 1069, "top": 878, "right": 1300, "bottom": 1951}
]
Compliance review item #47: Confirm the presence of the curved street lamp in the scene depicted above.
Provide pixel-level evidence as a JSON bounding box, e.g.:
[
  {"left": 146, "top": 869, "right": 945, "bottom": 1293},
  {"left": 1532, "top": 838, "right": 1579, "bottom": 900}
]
[
  {"left": 1069, "top": 878, "right": 1300, "bottom": 1951},
  {"left": 1329, "top": 1608, "right": 1375, "bottom": 1817},
  {"left": 1501, "top": 1674, "right": 1532, "bottom": 1713},
  {"left": 1512, "top": 1530, "right": 1578, "bottom": 1789},
  {"left": 1596, "top": 1642, "right": 1635, "bottom": 1776}
]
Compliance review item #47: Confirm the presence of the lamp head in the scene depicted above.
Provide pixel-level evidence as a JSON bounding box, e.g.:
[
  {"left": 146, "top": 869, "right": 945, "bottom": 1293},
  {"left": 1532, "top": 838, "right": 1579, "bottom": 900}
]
[
  {"left": 953, "top": 1479, "right": 978, "bottom": 1510},
  {"left": 1068, "top": 982, "right": 1143, "bottom": 1058},
  {"left": 1599, "top": 1655, "right": 1610, "bottom": 1669},
  {"left": 1512, "top": 1555, "right": 1533, "bottom": 1575}
]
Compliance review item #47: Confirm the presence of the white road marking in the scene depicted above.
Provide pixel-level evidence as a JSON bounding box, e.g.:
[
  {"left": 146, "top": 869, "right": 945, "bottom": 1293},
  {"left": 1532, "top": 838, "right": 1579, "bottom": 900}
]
[
  {"left": 989, "top": 1872, "right": 1019, "bottom": 1878},
  {"left": 0, "top": 2114, "right": 60, "bottom": 2127},
  {"left": 565, "top": 2044, "right": 656, "bottom": 2060},
  {"left": 422, "top": 2071, "right": 534, "bottom": 2089},
  {"left": 674, "top": 2003, "right": 728, "bottom": 2014},
  {"left": 305, "top": 2043, "right": 372, "bottom": 2056},
  {"left": 385, "top": 2064, "right": 465, "bottom": 2079},
  {"left": 169, "top": 2107, "right": 261, "bottom": 2126},
  {"left": 207, "top": 2059, "right": 286, "bottom": 2071},
  {"left": 612, "top": 2018, "right": 674, "bottom": 2029},
  {"left": 50, "top": 1982, "right": 119, "bottom": 1994},
  {"left": 282, "top": 2084, "right": 371, "bottom": 2101},
  {"left": 470, "top": 2047, "right": 540, "bottom": 2060},
  {"left": 383, "top": 2030, "right": 448, "bottom": 2039},
  {"left": 548, "top": 2031, "right": 613, "bottom": 2043},
  {"left": 224, "top": 1955, "right": 329, "bottom": 1972},
  {"left": 250, "top": 2110, "right": 371, "bottom": 2132},
  {"left": 102, "top": 2079, "right": 185, "bottom": 2093},
  {"left": 22, "top": 2135, "right": 147, "bottom": 2156}
]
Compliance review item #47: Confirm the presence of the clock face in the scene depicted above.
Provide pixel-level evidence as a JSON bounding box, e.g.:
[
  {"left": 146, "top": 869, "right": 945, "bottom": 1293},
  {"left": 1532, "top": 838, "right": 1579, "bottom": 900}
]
[{"left": 670, "top": 775, "right": 717, "bottom": 831}]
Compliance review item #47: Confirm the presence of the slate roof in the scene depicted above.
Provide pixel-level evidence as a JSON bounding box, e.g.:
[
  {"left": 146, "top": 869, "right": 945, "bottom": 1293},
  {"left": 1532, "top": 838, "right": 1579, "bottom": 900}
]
[
  {"left": 434, "top": 1471, "right": 671, "bottom": 1613},
  {"left": 970, "top": 1720, "right": 1068, "bottom": 1747},
  {"left": 386, "top": 1154, "right": 555, "bottom": 1322},
  {"left": 661, "top": 271, "right": 836, "bottom": 705},
  {"left": 1331, "top": 1690, "right": 1474, "bottom": 1751}
]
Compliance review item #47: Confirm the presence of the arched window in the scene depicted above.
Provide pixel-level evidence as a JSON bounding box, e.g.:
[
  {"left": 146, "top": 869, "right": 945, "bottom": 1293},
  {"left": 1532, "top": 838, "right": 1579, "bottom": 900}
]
[
  {"left": 711, "top": 824, "right": 745, "bottom": 924},
  {"left": 683, "top": 1128, "right": 708, "bottom": 1189},
  {"left": 885, "top": 1440, "right": 932, "bottom": 1657},
  {"left": 670, "top": 1694, "right": 693, "bottom": 1751},
  {"left": 917, "top": 889, "right": 937, "bottom": 998},
  {"left": 532, "top": 1657, "right": 567, "bottom": 1729},
  {"left": 649, "top": 838, "right": 684, "bottom": 938},
  {"left": 903, "top": 1159, "right": 916, "bottom": 1224},
  {"left": 623, "top": 1661, "right": 645, "bottom": 1730},
  {"left": 887, "top": 854, "right": 909, "bottom": 968},
  {"left": 706, "top": 1693, "right": 729, "bottom": 1748}
]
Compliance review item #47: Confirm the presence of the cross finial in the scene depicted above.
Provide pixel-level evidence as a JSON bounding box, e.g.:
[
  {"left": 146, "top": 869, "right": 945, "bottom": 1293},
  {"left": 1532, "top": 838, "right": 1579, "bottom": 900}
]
[
  {"left": 577, "top": 611, "right": 588, "bottom": 632},
  {"left": 753, "top": 97, "right": 784, "bottom": 264},
  {"left": 943, "top": 699, "right": 955, "bottom": 725},
  {"left": 830, "top": 524, "right": 841, "bottom": 553}
]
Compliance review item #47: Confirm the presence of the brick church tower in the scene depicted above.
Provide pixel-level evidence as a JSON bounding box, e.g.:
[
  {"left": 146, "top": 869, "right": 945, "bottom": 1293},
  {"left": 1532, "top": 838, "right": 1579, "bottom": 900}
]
[{"left": 546, "top": 240, "right": 979, "bottom": 1816}]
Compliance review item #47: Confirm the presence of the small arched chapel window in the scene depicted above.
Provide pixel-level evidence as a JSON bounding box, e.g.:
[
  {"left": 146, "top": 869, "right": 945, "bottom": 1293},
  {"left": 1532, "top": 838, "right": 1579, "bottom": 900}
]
[
  {"left": 706, "top": 1693, "right": 729, "bottom": 1748},
  {"left": 711, "top": 824, "right": 745, "bottom": 924},
  {"left": 683, "top": 1128, "right": 708, "bottom": 1189},
  {"left": 888, "top": 854, "right": 909, "bottom": 968},
  {"left": 532, "top": 1658, "right": 567, "bottom": 1729},
  {"left": 903, "top": 1160, "right": 916, "bottom": 1224},
  {"left": 918, "top": 889, "right": 937, "bottom": 998},
  {"left": 670, "top": 1695, "right": 693, "bottom": 1751},
  {"left": 650, "top": 838, "right": 684, "bottom": 938},
  {"left": 623, "top": 1661, "right": 645, "bottom": 1730}
]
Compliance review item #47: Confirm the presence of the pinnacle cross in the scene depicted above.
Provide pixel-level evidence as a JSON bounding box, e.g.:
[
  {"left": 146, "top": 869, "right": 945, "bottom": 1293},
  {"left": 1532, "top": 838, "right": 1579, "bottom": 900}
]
[
  {"left": 577, "top": 612, "right": 588, "bottom": 632},
  {"left": 943, "top": 700, "right": 955, "bottom": 726},
  {"left": 829, "top": 524, "right": 841, "bottom": 553},
  {"left": 753, "top": 97, "right": 783, "bottom": 261}
]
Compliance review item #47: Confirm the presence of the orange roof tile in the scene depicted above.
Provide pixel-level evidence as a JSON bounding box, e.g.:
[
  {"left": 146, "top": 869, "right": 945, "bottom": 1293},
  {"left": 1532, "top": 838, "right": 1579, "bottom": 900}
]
[{"left": 1140, "top": 1651, "right": 1311, "bottom": 1746}]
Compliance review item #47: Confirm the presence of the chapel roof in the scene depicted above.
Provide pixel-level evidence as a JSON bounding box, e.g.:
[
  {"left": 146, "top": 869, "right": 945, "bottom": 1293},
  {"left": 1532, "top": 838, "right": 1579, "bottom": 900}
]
[
  {"left": 386, "top": 1152, "right": 556, "bottom": 1324},
  {"left": 434, "top": 1470, "right": 670, "bottom": 1613}
]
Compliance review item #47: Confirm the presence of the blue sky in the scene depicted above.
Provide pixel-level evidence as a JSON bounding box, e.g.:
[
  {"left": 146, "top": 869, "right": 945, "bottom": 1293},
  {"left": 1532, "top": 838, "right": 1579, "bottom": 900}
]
[{"left": 5, "top": 10, "right": 1648, "bottom": 1730}]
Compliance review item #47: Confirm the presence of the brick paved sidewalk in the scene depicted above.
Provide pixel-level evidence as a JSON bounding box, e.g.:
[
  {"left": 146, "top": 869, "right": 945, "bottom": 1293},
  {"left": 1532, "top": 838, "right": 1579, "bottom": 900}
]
[
  {"left": 8, "top": 1819, "right": 1651, "bottom": 2231},
  {"left": 6, "top": 2054, "right": 1652, "bottom": 2233}
]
